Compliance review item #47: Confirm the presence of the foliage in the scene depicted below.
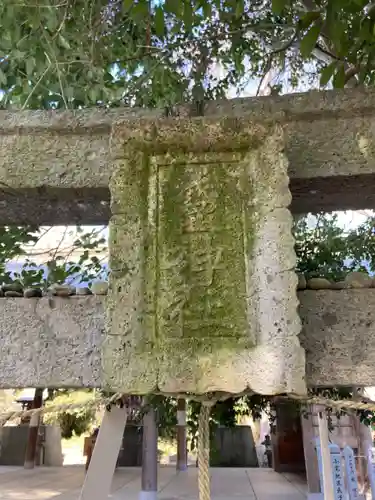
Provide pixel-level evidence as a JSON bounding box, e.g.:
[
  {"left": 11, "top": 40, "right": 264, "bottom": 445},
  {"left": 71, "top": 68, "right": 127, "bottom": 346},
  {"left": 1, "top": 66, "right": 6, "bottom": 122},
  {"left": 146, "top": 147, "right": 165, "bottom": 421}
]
[
  {"left": 0, "top": 226, "right": 39, "bottom": 278},
  {"left": 295, "top": 212, "right": 375, "bottom": 281},
  {"left": 44, "top": 389, "right": 97, "bottom": 439},
  {"left": 1, "top": 0, "right": 375, "bottom": 113},
  {"left": 0, "top": 225, "right": 107, "bottom": 288},
  {"left": 148, "top": 395, "right": 178, "bottom": 438}
]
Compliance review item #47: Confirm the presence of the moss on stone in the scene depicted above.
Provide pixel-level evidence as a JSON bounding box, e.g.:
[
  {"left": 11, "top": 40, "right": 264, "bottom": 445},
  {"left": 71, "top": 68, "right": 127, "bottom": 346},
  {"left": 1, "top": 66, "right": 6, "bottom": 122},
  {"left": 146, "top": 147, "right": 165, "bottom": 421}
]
[
  {"left": 105, "top": 123, "right": 302, "bottom": 396},
  {"left": 106, "top": 148, "right": 262, "bottom": 389},
  {"left": 156, "top": 152, "right": 258, "bottom": 355},
  {"left": 111, "top": 117, "right": 271, "bottom": 155}
]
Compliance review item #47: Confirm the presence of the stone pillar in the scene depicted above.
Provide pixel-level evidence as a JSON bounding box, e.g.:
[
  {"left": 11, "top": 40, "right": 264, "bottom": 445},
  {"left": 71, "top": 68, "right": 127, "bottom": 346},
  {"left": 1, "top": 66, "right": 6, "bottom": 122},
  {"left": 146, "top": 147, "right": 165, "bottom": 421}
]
[
  {"left": 24, "top": 388, "right": 43, "bottom": 469},
  {"left": 105, "top": 120, "right": 305, "bottom": 398},
  {"left": 140, "top": 406, "right": 158, "bottom": 500},
  {"left": 176, "top": 398, "right": 188, "bottom": 471}
]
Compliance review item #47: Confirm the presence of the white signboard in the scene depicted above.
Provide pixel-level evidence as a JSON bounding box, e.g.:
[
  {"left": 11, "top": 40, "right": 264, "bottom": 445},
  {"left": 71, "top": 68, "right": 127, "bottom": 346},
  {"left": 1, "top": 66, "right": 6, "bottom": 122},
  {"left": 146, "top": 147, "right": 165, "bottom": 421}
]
[
  {"left": 315, "top": 437, "right": 324, "bottom": 490},
  {"left": 330, "top": 443, "right": 345, "bottom": 500},
  {"left": 343, "top": 446, "right": 359, "bottom": 500},
  {"left": 367, "top": 447, "right": 375, "bottom": 500},
  {"left": 314, "top": 438, "right": 346, "bottom": 500}
]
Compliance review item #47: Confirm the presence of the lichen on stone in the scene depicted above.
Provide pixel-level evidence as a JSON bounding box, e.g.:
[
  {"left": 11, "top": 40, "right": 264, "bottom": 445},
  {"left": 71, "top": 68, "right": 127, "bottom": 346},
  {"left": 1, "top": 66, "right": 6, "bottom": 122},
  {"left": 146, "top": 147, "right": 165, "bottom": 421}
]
[
  {"left": 104, "top": 120, "right": 306, "bottom": 396},
  {"left": 156, "top": 151, "right": 256, "bottom": 351}
]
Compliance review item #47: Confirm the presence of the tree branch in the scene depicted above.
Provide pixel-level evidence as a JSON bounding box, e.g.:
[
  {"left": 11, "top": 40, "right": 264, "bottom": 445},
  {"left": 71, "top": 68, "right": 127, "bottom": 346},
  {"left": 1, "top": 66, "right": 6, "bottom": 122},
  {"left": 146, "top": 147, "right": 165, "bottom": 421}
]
[{"left": 301, "top": 0, "right": 359, "bottom": 87}]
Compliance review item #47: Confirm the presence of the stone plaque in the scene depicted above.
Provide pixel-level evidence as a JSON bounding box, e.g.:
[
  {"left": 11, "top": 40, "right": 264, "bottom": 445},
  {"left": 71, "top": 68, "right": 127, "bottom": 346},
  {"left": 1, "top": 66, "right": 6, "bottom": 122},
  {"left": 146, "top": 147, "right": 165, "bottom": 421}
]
[{"left": 104, "top": 120, "right": 305, "bottom": 396}]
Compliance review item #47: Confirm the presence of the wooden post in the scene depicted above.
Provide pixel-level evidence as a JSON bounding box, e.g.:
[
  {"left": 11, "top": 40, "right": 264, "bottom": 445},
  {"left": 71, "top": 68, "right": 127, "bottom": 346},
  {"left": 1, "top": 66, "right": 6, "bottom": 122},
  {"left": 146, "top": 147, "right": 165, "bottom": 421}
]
[
  {"left": 140, "top": 405, "right": 158, "bottom": 500},
  {"left": 366, "top": 447, "right": 375, "bottom": 500},
  {"left": 270, "top": 405, "right": 280, "bottom": 472},
  {"left": 24, "top": 388, "right": 43, "bottom": 469},
  {"left": 79, "top": 405, "right": 127, "bottom": 500},
  {"left": 301, "top": 405, "right": 321, "bottom": 494},
  {"left": 176, "top": 398, "right": 188, "bottom": 471},
  {"left": 318, "top": 411, "right": 335, "bottom": 500},
  {"left": 343, "top": 446, "right": 360, "bottom": 500},
  {"left": 84, "top": 435, "right": 97, "bottom": 472},
  {"left": 351, "top": 388, "right": 371, "bottom": 495}
]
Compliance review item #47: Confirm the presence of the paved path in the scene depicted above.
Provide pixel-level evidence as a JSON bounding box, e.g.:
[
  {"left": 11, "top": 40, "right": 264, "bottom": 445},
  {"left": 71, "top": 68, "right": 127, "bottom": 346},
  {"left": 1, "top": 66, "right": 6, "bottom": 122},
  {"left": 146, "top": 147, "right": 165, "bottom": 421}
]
[{"left": 0, "top": 466, "right": 307, "bottom": 500}]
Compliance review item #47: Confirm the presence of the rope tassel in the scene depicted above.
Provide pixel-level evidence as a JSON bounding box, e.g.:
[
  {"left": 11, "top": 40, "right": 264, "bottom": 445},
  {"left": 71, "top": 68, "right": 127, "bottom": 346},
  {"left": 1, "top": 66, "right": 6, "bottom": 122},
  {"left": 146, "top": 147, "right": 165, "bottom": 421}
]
[{"left": 198, "top": 402, "right": 213, "bottom": 500}]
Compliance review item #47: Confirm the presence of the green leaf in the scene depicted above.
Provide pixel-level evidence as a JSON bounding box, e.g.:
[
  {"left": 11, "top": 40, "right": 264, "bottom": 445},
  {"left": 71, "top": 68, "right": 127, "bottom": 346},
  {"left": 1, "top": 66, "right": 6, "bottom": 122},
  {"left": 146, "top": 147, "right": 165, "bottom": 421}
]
[
  {"left": 300, "top": 24, "right": 321, "bottom": 59},
  {"left": 65, "top": 86, "right": 75, "bottom": 100},
  {"left": 123, "top": 0, "right": 134, "bottom": 11},
  {"left": 320, "top": 61, "right": 337, "bottom": 87},
  {"left": 332, "top": 63, "right": 346, "bottom": 88},
  {"left": 299, "top": 11, "right": 321, "bottom": 29},
  {"left": 165, "top": 0, "right": 182, "bottom": 17},
  {"left": 272, "top": 0, "right": 288, "bottom": 15},
  {"left": 58, "top": 34, "right": 71, "bottom": 50},
  {"left": 183, "top": 1, "right": 193, "bottom": 28},
  {"left": 235, "top": 0, "right": 244, "bottom": 18},
  {"left": 88, "top": 87, "right": 99, "bottom": 103},
  {"left": 199, "top": 0, "right": 212, "bottom": 17},
  {"left": 155, "top": 6, "right": 165, "bottom": 36},
  {"left": 358, "top": 63, "right": 368, "bottom": 84},
  {"left": 25, "top": 57, "right": 36, "bottom": 77},
  {"left": 45, "top": 10, "right": 58, "bottom": 31},
  {"left": 0, "top": 68, "right": 7, "bottom": 86},
  {"left": 12, "top": 49, "right": 24, "bottom": 61},
  {"left": 132, "top": 0, "right": 149, "bottom": 20}
]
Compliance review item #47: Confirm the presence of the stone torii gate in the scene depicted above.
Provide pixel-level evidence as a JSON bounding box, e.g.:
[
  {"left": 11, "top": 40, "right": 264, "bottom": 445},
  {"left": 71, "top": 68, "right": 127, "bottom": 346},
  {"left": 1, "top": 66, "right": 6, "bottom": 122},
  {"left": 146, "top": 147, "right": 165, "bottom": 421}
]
[{"left": 1, "top": 87, "right": 375, "bottom": 499}]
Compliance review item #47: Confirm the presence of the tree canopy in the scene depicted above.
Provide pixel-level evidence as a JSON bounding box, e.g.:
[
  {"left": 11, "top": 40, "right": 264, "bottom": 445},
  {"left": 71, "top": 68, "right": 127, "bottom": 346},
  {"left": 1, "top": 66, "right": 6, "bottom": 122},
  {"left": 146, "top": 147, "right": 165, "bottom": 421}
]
[{"left": 1, "top": 0, "right": 375, "bottom": 111}]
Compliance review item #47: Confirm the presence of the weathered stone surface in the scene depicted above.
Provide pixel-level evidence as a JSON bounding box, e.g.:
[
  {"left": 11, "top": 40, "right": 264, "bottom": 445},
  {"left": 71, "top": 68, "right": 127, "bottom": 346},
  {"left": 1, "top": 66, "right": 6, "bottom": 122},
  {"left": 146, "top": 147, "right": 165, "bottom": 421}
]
[
  {"left": 307, "top": 278, "right": 332, "bottom": 290},
  {"left": 105, "top": 124, "right": 305, "bottom": 396},
  {"left": 330, "top": 281, "right": 347, "bottom": 290},
  {"left": 50, "top": 284, "right": 75, "bottom": 297},
  {"left": 24, "top": 288, "right": 43, "bottom": 298},
  {"left": 3, "top": 87, "right": 375, "bottom": 224},
  {"left": 91, "top": 281, "right": 108, "bottom": 295},
  {"left": 75, "top": 286, "right": 91, "bottom": 296},
  {"left": 297, "top": 274, "right": 307, "bottom": 290},
  {"left": 344, "top": 271, "right": 373, "bottom": 288},
  {"left": 1, "top": 290, "right": 375, "bottom": 389},
  {"left": 4, "top": 291, "right": 23, "bottom": 298},
  {"left": 0, "top": 297, "right": 103, "bottom": 388},
  {"left": 2, "top": 283, "right": 23, "bottom": 294},
  {"left": 299, "top": 290, "right": 375, "bottom": 387}
]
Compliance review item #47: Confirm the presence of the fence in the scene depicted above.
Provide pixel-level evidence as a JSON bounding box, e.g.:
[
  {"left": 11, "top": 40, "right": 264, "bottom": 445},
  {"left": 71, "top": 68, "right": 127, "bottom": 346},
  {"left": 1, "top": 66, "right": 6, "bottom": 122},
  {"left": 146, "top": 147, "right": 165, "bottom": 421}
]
[{"left": 314, "top": 413, "right": 375, "bottom": 500}]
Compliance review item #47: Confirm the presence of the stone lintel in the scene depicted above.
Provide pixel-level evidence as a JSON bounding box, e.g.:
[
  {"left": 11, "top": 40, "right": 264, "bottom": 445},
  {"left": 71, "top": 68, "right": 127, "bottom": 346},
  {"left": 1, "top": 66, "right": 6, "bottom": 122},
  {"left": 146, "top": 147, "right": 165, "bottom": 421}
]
[
  {"left": 2, "top": 87, "right": 375, "bottom": 224},
  {"left": 111, "top": 118, "right": 273, "bottom": 154},
  {"left": 0, "top": 289, "right": 374, "bottom": 390}
]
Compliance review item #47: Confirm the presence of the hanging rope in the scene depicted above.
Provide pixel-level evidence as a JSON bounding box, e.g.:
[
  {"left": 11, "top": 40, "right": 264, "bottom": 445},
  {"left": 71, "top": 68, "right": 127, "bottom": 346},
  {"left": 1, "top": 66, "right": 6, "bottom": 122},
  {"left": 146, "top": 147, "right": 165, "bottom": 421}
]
[
  {"left": 288, "top": 394, "right": 375, "bottom": 412},
  {"left": 198, "top": 401, "right": 214, "bottom": 500}
]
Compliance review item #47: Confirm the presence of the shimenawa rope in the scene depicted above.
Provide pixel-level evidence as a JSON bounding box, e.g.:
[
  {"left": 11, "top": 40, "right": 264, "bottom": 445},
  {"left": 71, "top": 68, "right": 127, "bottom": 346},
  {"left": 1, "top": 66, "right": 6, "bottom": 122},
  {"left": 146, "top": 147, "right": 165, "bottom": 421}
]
[
  {"left": 3, "top": 392, "right": 375, "bottom": 426},
  {"left": 198, "top": 402, "right": 214, "bottom": 500}
]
